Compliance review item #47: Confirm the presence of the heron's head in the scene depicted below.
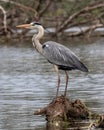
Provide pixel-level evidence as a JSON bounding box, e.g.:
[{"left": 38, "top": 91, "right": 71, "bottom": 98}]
[{"left": 16, "top": 22, "right": 42, "bottom": 29}]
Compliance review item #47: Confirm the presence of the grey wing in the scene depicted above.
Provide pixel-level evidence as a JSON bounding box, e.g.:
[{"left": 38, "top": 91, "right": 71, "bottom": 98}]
[{"left": 42, "top": 41, "right": 88, "bottom": 72}]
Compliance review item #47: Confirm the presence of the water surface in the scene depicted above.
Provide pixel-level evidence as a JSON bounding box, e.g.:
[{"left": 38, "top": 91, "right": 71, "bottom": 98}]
[{"left": 0, "top": 38, "right": 104, "bottom": 130}]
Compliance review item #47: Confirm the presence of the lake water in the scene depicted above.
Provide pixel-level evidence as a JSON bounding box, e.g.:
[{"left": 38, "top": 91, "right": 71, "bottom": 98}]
[{"left": 0, "top": 37, "right": 104, "bottom": 130}]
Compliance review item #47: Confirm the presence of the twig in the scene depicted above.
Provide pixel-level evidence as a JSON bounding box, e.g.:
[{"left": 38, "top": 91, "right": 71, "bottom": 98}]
[
  {"left": 39, "top": 0, "right": 52, "bottom": 17},
  {"left": 0, "top": 0, "right": 38, "bottom": 16},
  {"left": 36, "top": 0, "right": 43, "bottom": 12},
  {"left": 57, "top": 2, "right": 104, "bottom": 33},
  {"left": 0, "top": 5, "right": 7, "bottom": 33},
  {"left": 67, "top": 23, "right": 103, "bottom": 37}
]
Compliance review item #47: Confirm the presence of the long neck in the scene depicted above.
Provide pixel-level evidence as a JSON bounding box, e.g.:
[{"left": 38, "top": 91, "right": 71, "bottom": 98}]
[{"left": 32, "top": 26, "right": 44, "bottom": 54}]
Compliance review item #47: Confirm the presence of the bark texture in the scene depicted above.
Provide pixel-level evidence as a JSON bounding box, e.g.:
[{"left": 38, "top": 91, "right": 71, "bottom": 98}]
[
  {"left": 34, "top": 95, "right": 104, "bottom": 129},
  {"left": 34, "top": 95, "right": 90, "bottom": 122}
]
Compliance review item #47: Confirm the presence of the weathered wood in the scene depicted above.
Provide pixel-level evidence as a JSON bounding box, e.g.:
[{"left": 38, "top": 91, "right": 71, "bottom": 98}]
[
  {"left": 34, "top": 95, "right": 90, "bottom": 122},
  {"left": 88, "top": 115, "right": 104, "bottom": 129},
  {"left": 34, "top": 95, "right": 104, "bottom": 129}
]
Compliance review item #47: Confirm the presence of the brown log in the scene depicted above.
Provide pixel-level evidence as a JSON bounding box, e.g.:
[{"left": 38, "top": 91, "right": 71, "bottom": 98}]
[
  {"left": 34, "top": 95, "right": 91, "bottom": 122},
  {"left": 34, "top": 95, "right": 104, "bottom": 129}
]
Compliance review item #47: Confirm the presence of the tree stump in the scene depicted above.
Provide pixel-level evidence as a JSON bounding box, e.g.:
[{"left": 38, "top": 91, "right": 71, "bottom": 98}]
[
  {"left": 34, "top": 95, "right": 90, "bottom": 121},
  {"left": 34, "top": 95, "right": 104, "bottom": 129}
]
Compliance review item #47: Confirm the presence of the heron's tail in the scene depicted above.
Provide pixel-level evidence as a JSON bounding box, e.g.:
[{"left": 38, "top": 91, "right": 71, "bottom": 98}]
[{"left": 77, "top": 61, "right": 89, "bottom": 72}]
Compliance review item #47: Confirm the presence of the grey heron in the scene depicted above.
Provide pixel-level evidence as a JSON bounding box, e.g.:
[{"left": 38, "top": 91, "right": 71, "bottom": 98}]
[{"left": 16, "top": 22, "right": 88, "bottom": 97}]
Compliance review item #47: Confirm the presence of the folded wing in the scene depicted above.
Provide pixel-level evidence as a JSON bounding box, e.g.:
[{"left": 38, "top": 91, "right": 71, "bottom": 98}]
[{"left": 42, "top": 41, "right": 88, "bottom": 72}]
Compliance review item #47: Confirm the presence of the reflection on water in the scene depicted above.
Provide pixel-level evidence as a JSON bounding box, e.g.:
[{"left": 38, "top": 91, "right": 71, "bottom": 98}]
[{"left": 0, "top": 38, "right": 104, "bottom": 130}]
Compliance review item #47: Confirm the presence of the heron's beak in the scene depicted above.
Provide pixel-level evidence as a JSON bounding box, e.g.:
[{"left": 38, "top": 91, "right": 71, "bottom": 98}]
[{"left": 16, "top": 24, "right": 31, "bottom": 28}]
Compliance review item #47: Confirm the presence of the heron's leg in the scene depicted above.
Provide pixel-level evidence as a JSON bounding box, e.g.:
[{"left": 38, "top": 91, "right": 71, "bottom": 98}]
[
  {"left": 54, "top": 65, "right": 60, "bottom": 97},
  {"left": 64, "top": 71, "right": 69, "bottom": 96}
]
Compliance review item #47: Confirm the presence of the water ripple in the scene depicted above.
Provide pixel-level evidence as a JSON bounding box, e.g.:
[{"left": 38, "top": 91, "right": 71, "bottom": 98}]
[{"left": 0, "top": 39, "right": 104, "bottom": 130}]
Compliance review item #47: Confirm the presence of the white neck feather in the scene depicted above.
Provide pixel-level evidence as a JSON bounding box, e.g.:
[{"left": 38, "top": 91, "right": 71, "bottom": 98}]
[
  {"left": 35, "top": 26, "right": 44, "bottom": 39},
  {"left": 32, "top": 25, "right": 44, "bottom": 54}
]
